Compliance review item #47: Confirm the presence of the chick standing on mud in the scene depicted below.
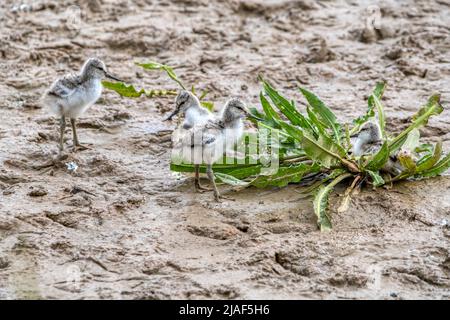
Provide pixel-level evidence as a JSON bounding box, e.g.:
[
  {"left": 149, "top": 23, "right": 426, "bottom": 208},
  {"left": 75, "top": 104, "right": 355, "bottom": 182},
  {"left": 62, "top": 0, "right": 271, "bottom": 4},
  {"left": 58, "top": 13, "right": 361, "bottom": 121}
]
[
  {"left": 42, "top": 57, "right": 123, "bottom": 153},
  {"left": 173, "top": 98, "right": 258, "bottom": 202},
  {"left": 166, "top": 90, "right": 214, "bottom": 191}
]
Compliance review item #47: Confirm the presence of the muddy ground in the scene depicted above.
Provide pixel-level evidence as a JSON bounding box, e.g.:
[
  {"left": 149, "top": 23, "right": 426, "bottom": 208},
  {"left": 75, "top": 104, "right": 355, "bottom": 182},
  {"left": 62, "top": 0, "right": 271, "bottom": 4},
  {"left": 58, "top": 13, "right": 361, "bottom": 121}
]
[{"left": 0, "top": 0, "right": 450, "bottom": 299}]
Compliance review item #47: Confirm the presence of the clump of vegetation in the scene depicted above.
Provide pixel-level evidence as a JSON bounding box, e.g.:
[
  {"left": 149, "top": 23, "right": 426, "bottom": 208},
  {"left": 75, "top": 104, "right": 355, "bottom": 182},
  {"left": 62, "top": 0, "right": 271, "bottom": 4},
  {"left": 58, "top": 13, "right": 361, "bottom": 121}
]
[
  {"left": 171, "top": 79, "right": 448, "bottom": 231},
  {"left": 104, "top": 61, "right": 448, "bottom": 231}
]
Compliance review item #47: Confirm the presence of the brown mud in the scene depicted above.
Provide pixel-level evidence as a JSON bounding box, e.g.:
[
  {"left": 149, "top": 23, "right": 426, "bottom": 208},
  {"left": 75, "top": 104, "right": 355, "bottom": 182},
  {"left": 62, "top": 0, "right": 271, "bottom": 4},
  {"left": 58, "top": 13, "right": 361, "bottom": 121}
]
[{"left": 0, "top": 0, "right": 450, "bottom": 299}]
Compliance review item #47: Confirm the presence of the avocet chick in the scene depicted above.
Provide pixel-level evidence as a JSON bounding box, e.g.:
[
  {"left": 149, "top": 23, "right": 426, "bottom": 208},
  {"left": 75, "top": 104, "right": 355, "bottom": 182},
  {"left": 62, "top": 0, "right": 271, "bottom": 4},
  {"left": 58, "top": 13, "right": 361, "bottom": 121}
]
[
  {"left": 174, "top": 98, "right": 257, "bottom": 202},
  {"left": 351, "top": 122, "right": 382, "bottom": 157},
  {"left": 351, "top": 121, "right": 403, "bottom": 174},
  {"left": 42, "top": 57, "right": 123, "bottom": 153},
  {"left": 165, "top": 90, "right": 213, "bottom": 129}
]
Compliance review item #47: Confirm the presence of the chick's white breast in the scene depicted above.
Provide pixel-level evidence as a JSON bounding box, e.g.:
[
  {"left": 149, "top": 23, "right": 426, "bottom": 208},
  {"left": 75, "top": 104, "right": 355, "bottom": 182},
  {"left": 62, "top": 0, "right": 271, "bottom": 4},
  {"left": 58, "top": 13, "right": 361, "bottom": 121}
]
[{"left": 65, "top": 80, "right": 102, "bottom": 118}]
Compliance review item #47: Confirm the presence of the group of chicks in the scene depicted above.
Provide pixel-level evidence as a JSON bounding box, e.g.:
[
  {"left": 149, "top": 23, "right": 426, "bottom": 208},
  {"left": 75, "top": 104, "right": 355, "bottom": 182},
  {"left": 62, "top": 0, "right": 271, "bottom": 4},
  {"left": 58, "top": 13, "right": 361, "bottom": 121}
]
[
  {"left": 42, "top": 58, "right": 257, "bottom": 201},
  {"left": 42, "top": 58, "right": 401, "bottom": 202}
]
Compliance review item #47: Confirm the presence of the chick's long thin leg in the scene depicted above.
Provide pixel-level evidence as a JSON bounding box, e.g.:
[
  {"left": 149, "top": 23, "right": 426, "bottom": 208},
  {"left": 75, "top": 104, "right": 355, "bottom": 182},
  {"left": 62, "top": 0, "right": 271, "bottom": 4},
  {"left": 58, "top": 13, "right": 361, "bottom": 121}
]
[
  {"left": 206, "top": 164, "right": 234, "bottom": 202},
  {"left": 194, "top": 165, "right": 212, "bottom": 193},
  {"left": 59, "top": 115, "right": 66, "bottom": 152},
  {"left": 71, "top": 118, "right": 90, "bottom": 151}
]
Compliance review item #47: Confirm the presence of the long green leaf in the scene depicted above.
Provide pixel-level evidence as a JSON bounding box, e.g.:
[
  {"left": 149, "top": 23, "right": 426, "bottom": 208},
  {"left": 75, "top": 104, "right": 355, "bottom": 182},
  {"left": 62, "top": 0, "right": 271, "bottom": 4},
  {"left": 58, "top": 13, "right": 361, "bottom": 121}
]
[
  {"left": 417, "top": 153, "right": 450, "bottom": 178},
  {"left": 250, "top": 163, "right": 320, "bottom": 188},
  {"left": 261, "top": 80, "right": 314, "bottom": 132},
  {"left": 102, "top": 81, "right": 176, "bottom": 98},
  {"left": 278, "top": 121, "right": 346, "bottom": 168},
  {"left": 389, "top": 94, "right": 443, "bottom": 153},
  {"left": 372, "top": 94, "right": 386, "bottom": 139},
  {"left": 416, "top": 140, "right": 442, "bottom": 172},
  {"left": 215, "top": 172, "right": 249, "bottom": 186},
  {"left": 260, "top": 92, "right": 281, "bottom": 122},
  {"left": 351, "top": 82, "right": 386, "bottom": 134},
  {"left": 136, "top": 61, "right": 186, "bottom": 90},
  {"left": 314, "top": 172, "right": 352, "bottom": 231},
  {"left": 299, "top": 87, "right": 341, "bottom": 143},
  {"left": 401, "top": 129, "right": 420, "bottom": 152}
]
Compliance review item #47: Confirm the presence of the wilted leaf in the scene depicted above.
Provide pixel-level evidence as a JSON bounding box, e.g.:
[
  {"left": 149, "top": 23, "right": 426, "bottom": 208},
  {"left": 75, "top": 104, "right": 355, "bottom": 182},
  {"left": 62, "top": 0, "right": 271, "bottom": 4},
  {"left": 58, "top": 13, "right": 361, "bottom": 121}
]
[
  {"left": 398, "top": 151, "right": 417, "bottom": 173},
  {"left": 314, "top": 172, "right": 352, "bottom": 231}
]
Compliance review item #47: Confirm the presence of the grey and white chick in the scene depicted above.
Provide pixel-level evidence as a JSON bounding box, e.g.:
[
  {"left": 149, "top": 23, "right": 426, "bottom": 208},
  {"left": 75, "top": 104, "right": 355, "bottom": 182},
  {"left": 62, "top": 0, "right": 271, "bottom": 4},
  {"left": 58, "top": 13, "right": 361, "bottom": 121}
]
[
  {"left": 42, "top": 57, "right": 123, "bottom": 153},
  {"left": 351, "top": 121, "right": 403, "bottom": 175},
  {"left": 165, "top": 90, "right": 213, "bottom": 129},
  {"left": 173, "top": 98, "right": 256, "bottom": 202}
]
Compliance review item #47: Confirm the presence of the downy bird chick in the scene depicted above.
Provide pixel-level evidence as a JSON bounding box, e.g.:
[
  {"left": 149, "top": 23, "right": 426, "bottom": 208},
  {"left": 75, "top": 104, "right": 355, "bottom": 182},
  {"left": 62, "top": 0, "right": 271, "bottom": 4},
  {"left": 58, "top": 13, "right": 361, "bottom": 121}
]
[
  {"left": 42, "top": 57, "right": 123, "bottom": 153},
  {"left": 165, "top": 90, "right": 213, "bottom": 129},
  {"left": 352, "top": 122, "right": 403, "bottom": 175},
  {"left": 173, "top": 98, "right": 258, "bottom": 202}
]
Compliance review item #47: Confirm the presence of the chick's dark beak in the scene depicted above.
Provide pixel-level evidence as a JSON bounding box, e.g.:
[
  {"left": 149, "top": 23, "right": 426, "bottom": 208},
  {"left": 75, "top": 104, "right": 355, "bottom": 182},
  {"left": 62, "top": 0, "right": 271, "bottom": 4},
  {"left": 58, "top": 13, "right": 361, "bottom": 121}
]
[
  {"left": 164, "top": 107, "right": 180, "bottom": 121},
  {"left": 105, "top": 72, "right": 124, "bottom": 82}
]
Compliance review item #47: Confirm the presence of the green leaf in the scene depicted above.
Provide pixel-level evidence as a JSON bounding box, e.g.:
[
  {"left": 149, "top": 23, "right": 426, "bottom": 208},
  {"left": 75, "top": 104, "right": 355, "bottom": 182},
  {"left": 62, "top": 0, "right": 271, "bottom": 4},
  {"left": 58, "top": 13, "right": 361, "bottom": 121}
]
[
  {"left": 299, "top": 87, "right": 341, "bottom": 143},
  {"left": 214, "top": 172, "right": 249, "bottom": 186},
  {"left": 250, "top": 163, "right": 320, "bottom": 188},
  {"left": 372, "top": 94, "right": 386, "bottom": 139},
  {"left": 102, "top": 81, "right": 176, "bottom": 98},
  {"left": 417, "top": 153, "right": 450, "bottom": 178},
  {"left": 389, "top": 94, "right": 443, "bottom": 153},
  {"left": 261, "top": 80, "right": 314, "bottom": 132},
  {"left": 313, "top": 172, "right": 352, "bottom": 231},
  {"left": 401, "top": 129, "right": 420, "bottom": 152},
  {"left": 416, "top": 140, "right": 442, "bottom": 172},
  {"left": 397, "top": 151, "right": 417, "bottom": 173},
  {"left": 200, "top": 101, "right": 214, "bottom": 111},
  {"left": 136, "top": 61, "right": 186, "bottom": 90},
  {"left": 367, "top": 170, "right": 385, "bottom": 187},
  {"left": 278, "top": 121, "right": 346, "bottom": 168},
  {"left": 306, "top": 106, "right": 327, "bottom": 135},
  {"left": 351, "top": 82, "right": 386, "bottom": 134},
  {"left": 260, "top": 92, "right": 281, "bottom": 122},
  {"left": 364, "top": 142, "right": 389, "bottom": 171}
]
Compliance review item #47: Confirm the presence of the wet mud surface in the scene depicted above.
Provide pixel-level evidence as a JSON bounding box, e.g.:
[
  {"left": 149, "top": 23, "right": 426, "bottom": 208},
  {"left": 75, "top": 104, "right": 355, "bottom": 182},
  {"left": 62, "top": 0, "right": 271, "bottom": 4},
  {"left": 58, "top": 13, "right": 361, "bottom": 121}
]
[{"left": 0, "top": 0, "right": 450, "bottom": 299}]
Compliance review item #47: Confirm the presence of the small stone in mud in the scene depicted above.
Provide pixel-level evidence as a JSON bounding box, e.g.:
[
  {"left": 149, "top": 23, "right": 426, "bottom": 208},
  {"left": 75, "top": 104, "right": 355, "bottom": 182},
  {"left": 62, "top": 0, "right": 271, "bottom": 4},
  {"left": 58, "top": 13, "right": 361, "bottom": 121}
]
[
  {"left": 0, "top": 257, "right": 10, "bottom": 269},
  {"left": 28, "top": 185, "right": 47, "bottom": 197},
  {"left": 390, "top": 292, "right": 398, "bottom": 298}
]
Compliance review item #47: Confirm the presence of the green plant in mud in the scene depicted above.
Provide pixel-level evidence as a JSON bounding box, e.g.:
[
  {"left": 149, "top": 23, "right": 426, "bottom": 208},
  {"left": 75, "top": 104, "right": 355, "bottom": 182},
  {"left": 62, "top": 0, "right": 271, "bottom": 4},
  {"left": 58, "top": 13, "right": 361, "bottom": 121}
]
[
  {"left": 170, "top": 79, "right": 448, "bottom": 231},
  {"left": 102, "top": 61, "right": 214, "bottom": 109}
]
